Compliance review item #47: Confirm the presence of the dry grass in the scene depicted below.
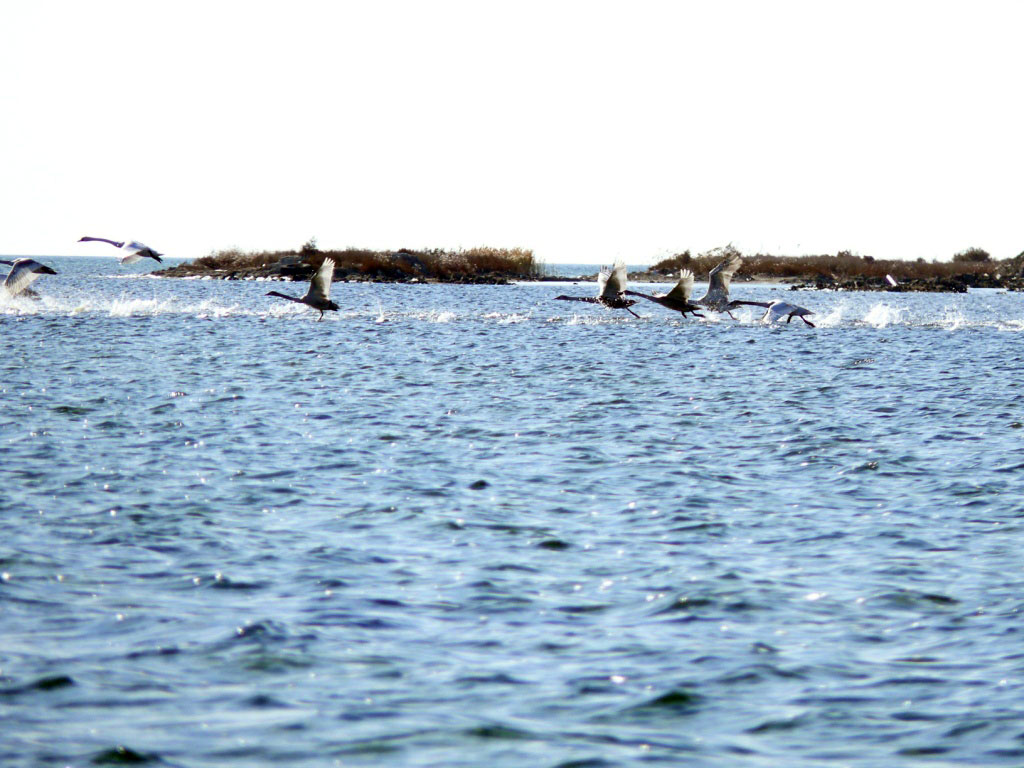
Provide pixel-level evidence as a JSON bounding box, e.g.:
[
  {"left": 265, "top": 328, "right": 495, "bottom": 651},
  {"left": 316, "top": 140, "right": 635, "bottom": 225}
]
[
  {"left": 191, "top": 245, "right": 540, "bottom": 280},
  {"left": 193, "top": 248, "right": 283, "bottom": 271},
  {"left": 652, "top": 246, "right": 1006, "bottom": 280}
]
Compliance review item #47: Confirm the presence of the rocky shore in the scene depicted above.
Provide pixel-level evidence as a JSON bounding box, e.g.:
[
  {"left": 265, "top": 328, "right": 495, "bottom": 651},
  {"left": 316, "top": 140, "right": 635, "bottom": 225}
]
[
  {"left": 785, "top": 272, "right": 1024, "bottom": 293},
  {"left": 155, "top": 254, "right": 535, "bottom": 284}
]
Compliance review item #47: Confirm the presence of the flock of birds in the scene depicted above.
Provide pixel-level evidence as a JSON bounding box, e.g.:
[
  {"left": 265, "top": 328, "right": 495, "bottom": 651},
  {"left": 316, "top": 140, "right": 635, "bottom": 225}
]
[
  {"left": 2, "top": 240, "right": 814, "bottom": 326},
  {"left": 555, "top": 252, "right": 816, "bottom": 326},
  {"left": 1, "top": 240, "right": 345, "bottom": 321},
  {"left": 1, "top": 237, "right": 165, "bottom": 301}
]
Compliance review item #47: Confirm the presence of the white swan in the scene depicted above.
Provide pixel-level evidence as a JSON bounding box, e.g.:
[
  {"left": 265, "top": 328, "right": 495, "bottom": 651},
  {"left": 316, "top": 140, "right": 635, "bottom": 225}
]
[
  {"left": 266, "top": 258, "right": 339, "bottom": 320},
  {"left": 1, "top": 258, "right": 58, "bottom": 298},
  {"left": 554, "top": 260, "right": 639, "bottom": 317},
  {"left": 730, "top": 299, "right": 816, "bottom": 326},
  {"left": 761, "top": 300, "right": 815, "bottom": 326},
  {"left": 78, "top": 236, "right": 163, "bottom": 264}
]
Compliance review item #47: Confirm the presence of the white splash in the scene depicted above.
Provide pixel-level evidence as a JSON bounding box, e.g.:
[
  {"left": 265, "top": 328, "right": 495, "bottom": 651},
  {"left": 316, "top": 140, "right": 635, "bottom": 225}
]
[
  {"left": 727, "top": 306, "right": 762, "bottom": 324},
  {"left": 997, "top": 318, "right": 1024, "bottom": 332},
  {"left": 109, "top": 297, "right": 175, "bottom": 316},
  {"left": 419, "top": 310, "right": 456, "bottom": 323},
  {"left": 863, "top": 303, "right": 905, "bottom": 328},
  {"left": 32, "top": 294, "right": 268, "bottom": 318},
  {"left": 194, "top": 299, "right": 242, "bottom": 319},
  {"left": 0, "top": 294, "right": 41, "bottom": 315},
  {"left": 814, "top": 301, "right": 845, "bottom": 328},
  {"left": 563, "top": 313, "right": 608, "bottom": 325},
  {"left": 940, "top": 307, "right": 966, "bottom": 331},
  {"left": 267, "top": 302, "right": 304, "bottom": 318},
  {"left": 483, "top": 311, "right": 531, "bottom": 324}
]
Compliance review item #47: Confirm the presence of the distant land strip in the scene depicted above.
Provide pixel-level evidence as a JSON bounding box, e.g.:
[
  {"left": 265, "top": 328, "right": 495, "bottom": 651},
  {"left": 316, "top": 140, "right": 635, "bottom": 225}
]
[
  {"left": 155, "top": 244, "right": 542, "bottom": 284},
  {"left": 154, "top": 242, "right": 1024, "bottom": 292}
]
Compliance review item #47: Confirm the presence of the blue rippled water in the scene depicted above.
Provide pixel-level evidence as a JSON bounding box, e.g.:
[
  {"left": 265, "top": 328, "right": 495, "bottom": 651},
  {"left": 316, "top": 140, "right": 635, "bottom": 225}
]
[{"left": 4, "top": 256, "right": 1024, "bottom": 766}]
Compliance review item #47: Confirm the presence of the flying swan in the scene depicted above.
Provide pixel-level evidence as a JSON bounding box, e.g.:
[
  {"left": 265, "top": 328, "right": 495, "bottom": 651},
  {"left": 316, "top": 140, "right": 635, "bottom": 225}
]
[
  {"left": 266, "top": 257, "right": 339, "bottom": 320},
  {"left": 78, "top": 236, "right": 164, "bottom": 264},
  {"left": 695, "top": 251, "right": 745, "bottom": 317},
  {"left": 555, "top": 260, "right": 639, "bottom": 317},
  {"left": 624, "top": 268, "right": 705, "bottom": 318},
  {"left": 729, "top": 299, "right": 816, "bottom": 326},
  {"left": 1, "top": 258, "right": 58, "bottom": 298}
]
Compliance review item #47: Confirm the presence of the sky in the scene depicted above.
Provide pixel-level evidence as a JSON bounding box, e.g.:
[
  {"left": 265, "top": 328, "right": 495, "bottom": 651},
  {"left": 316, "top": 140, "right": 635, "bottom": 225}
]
[{"left": 2, "top": 0, "right": 1022, "bottom": 264}]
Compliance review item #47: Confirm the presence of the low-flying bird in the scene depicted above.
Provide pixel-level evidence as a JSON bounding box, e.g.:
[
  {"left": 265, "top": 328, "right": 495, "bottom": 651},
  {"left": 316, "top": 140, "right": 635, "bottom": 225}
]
[
  {"left": 1, "top": 258, "right": 58, "bottom": 298},
  {"left": 695, "top": 251, "right": 744, "bottom": 317},
  {"left": 554, "top": 260, "right": 639, "bottom": 317},
  {"left": 78, "top": 236, "right": 163, "bottom": 264},
  {"left": 266, "top": 257, "right": 339, "bottom": 320},
  {"left": 624, "top": 268, "right": 705, "bottom": 318},
  {"left": 729, "top": 299, "right": 816, "bottom": 327}
]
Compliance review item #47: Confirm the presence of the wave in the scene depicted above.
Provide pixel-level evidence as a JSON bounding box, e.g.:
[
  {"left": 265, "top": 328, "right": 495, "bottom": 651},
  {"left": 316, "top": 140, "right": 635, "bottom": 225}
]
[
  {"left": 6, "top": 290, "right": 1024, "bottom": 331},
  {"left": 862, "top": 302, "right": 907, "bottom": 328}
]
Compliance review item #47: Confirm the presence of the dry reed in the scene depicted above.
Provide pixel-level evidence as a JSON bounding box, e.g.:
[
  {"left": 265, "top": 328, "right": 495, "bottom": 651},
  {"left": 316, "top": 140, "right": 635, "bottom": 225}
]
[
  {"left": 652, "top": 246, "right": 1009, "bottom": 281},
  {"left": 191, "top": 244, "right": 540, "bottom": 280}
]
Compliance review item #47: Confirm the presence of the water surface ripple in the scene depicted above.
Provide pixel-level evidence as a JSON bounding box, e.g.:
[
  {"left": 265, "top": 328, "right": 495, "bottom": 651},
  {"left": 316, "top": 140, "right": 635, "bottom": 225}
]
[{"left": 3, "top": 257, "right": 1024, "bottom": 766}]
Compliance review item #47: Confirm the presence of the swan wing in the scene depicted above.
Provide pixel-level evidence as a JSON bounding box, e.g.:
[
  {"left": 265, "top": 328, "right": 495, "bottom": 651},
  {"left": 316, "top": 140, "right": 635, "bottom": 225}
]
[
  {"left": 596, "top": 265, "right": 610, "bottom": 297},
  {"left": 602, "top": 260, "right": 628, "bottom": 298},
  {"left": 119, "top": 240, "right": 163, "bottom": 263},
  {"left": 305, "top": 258, "right": 335, "bottom": 303},
  {"left": 762, "top": 300, "right": 811, "bottom": 322},
  {"left": 120, "top": 241, "right": 145, "bottom": 263},
  {"left": 702, "top": 253, "right": 743, "bottom": 305},
  {"left": 3, "top": 259, "right": 56, "bottom": 296},
  {"left": 665, "top": 269, "right": 695, "bottom": 302}
]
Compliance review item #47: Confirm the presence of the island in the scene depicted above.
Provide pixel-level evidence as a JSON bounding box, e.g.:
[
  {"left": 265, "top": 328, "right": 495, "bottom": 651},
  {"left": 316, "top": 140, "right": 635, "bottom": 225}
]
[{"left": 155, "top": 241, "right": 543, "bottom": 284}]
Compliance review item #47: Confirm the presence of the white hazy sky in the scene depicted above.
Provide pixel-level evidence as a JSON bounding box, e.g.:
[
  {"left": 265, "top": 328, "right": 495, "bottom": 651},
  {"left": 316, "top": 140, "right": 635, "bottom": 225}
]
[{"left": 2, "top": 1, "right": 1022, "bottom": 264}]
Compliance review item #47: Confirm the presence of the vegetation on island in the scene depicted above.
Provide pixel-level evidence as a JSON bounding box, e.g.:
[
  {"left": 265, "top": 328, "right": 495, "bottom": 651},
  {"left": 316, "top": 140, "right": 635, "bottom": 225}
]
[
  {"left": 648, "top": 245, "right": 1024, "bottom": 292},
  {"left": 155, "top": 238, "right": 1024, "bottom": 292},
  {"left": 156, "top": 239, "right": 541, "bottom": 284},
  {"left": 652, "top": 244, "right": 997, "bottom": 281}
]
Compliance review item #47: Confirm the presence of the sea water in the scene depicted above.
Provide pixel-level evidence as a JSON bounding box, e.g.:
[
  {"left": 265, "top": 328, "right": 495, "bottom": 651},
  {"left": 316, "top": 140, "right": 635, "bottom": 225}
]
[{"left": 3, "top": 257, "right": 1024, "bottom": 766}]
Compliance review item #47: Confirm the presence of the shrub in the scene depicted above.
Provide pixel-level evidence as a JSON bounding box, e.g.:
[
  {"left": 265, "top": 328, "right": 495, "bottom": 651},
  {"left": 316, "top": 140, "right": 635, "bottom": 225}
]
[
  {"left": 952, "top": 247, "right": 990, "bottom": 263},
  {"left": 649, "top": 248, "right": 1003, "bottom": 281},
  {"left": 651, "top": 250, "right": 691, "bottom": 273},
  {"left": 652, "top": 244, "right": 740, "bottom": 276}
]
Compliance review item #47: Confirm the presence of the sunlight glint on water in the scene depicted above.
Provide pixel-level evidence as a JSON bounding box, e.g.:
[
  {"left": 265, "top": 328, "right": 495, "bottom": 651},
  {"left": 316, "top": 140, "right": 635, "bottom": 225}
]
[{"left": 3, "top": 257, "right": 1024, "bottom": 767}]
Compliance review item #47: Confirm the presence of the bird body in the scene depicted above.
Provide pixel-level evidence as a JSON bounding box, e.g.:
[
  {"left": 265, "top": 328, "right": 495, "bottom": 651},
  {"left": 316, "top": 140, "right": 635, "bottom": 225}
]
[
  {"left": 696, "top": 252, "right": 743, "bottom": 315},
  {"left": 1, "top": 258, "right": 58, "bottom": 298},
  {"left": 761, "top": 300, "right": 815, "bottom": 326},
  {"left": 624, "top": 269, "right": 705, "bottom": 318},
  {"left": 728, "top": 299, "right": 816, "bottom": 326},
  {"left": 266, "top": 258, "right": 339, "bottom": 320},
  {"left": 78, "top": 236, "right": 163, "bottom": 264},
  {"left": 555, "top": 260, "right": 639, "bottom": 317}
]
